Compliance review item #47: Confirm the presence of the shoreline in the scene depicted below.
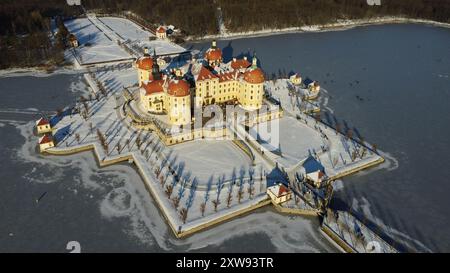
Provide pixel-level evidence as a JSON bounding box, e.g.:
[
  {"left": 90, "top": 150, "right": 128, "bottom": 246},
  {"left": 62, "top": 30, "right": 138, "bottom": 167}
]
[
  {"left": 186, "top": 16, "right": 450, "bottom": 42},
  {"left": 2, "top": 16, "right": 449, "bottom": 77}
]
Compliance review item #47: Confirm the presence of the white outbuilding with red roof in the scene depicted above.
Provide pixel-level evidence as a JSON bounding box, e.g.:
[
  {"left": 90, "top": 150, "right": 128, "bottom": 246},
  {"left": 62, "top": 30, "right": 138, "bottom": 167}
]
[
  {"left": 267, "top": 183, "right": 292, "bottom": 204},
  {"left": 36, "top": 117, "right": 52, "bottom": 134},
  {"left": 38, "top": 134, "right": 54, "bottom": 152}
]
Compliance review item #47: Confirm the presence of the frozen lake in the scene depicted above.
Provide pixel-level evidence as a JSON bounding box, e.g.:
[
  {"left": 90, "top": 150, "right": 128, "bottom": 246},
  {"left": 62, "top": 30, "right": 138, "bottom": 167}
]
[
  {"left": 1, "top": 23, "right": 449, "bottom": 252},
  {"left": 187, "top": 23, "right": 450, "bottom": 252},
  {"left": 0, "top": 74, "right": 334, "bottom": 253}
]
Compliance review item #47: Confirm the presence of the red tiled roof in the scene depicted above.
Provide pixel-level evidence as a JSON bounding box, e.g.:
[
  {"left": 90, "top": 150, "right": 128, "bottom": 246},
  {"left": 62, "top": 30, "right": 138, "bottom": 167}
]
[
  {"left": 205, "top": 48, "right": 222, "bottom": 61},
  {"left": 157, "top": 26, "right": 166, "bottom": 33},
  {"left": 218, "top": 71, "right": 237, "bottom": 82},
  {"left": 197, "top": 66, "right": 218, "bottom": 81},
  {"left": 136, "top": 56, "right": 153, "bottom": 70},
  {"left": 37, "top": 118, "right": 49, "bottom": 126},
  {"left": 318, "top": 170, "right": 325, "bottom": 179},
  {"left": 143, "top": 80, "right": 164, "bottom": 95},
  {"left": 231, "top": 58, "right": 251, "bottom": 70},
  {"left": 278, "top": 184, "right": 290, "bottom": 196},
  {"left": 168, "top": 79, "right": 190, "bottom": 97},
  {"left": 39, "top": 134, "right": 53, "bottom": 144},
  {"left": 243, "top": 68, "right": 265, "bottom": 84}
]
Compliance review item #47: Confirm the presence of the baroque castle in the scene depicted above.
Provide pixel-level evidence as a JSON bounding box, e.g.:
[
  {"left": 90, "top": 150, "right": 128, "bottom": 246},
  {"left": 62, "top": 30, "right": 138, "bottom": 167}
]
[{"left": 135, "top": 40, "right": 265, "bottom": 126}]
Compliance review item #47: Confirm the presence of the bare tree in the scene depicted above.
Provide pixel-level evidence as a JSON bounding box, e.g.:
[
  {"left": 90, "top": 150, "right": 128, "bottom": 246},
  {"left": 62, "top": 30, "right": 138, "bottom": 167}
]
[
  {"left": 125, "top": 139, "right": 130, "bottom": 151},
  {"left": 247, "top": 184, "right": 255, "bottom": 199},
  {"left": 165, "top": 185, "right": 173, "bottom": 198},
  {"left": 335, "top": 123, "right": 341, "bottom": 135},
  {"left": 211, "top": 199, "right": 220, "bottom": 212},
  {"left": 237, "top": 189, "right": 243, "bottom": 203},
  {"left": 172, "top": 196, "right": 180, "bottom": 208},
  {"left": 346, "top": 128, "right": 353, "bottom": 140},
  {"left": 75, "top": 133, "right": 80, "bottom": 144},
  {"left": 372, "top": 144, "right": 377, "bottom": 153},
  {"left": 179, "top": 207, "right": 188, "bottom": 224},
  {"left": 226, "top": 191, "right": 233, "bottom": 208},
  {"left": 200, "top": 202, "right": 206, "bottom": 217}
]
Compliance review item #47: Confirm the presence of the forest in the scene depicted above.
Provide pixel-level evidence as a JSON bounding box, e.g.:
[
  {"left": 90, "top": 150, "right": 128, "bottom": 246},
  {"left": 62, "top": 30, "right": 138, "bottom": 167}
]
[
  {"left": 218, "top": 0, "right": 450, "bottom": 32},
  {"left": 0, "top": 0, "right": 449, "bottom": 69},
  {"left": 0, "top": 0, "right": 82, "bottom": 69}
]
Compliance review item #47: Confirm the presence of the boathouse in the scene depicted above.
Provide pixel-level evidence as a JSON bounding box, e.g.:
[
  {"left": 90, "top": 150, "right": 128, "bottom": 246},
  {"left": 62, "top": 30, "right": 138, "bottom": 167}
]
[
  {"left": 267, "top": 183, "right": 292, "bottom": 204},
  {"left": 68, "top": 33, "right": 79, "bottom": 48},
  {"left": 38, "top": 134, "right": 54, "bottom": 152},
  {"left": 308, "top": 81, "right": 321, "bottom": 93},
  {"left": 290, "top": 73, "right": 302, "bottom": 85},
  {"left": 303, "top": 156, "right": 327, "bottom": 187},
  {"left": 156, "top": 26, "right": 167, "bottom": 40},
  {"left": 36, "top": 118, "right": 52, "bottom": 134}
]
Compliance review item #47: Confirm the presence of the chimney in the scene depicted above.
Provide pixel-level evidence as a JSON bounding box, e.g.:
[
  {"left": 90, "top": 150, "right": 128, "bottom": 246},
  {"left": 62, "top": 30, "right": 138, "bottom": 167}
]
[
  {"left": 144, "top": 47, "right": 149, "bottom": 55},
  {"left": 212, "top": 40, "right": 217, "bottom": 48}
]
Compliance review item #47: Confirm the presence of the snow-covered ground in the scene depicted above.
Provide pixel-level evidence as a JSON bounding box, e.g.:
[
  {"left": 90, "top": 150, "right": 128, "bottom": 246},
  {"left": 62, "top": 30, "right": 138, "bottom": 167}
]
[
  {"left": 34, "top": 59, "right": 382, "bottom": 239},
  {"left": 98, "top": 17, "right": 155, "bottom": 41},
  {"left": 95, "top": 16, "right": 187, "bottom": 57},
  {"left": 195, "top": 16, "right": 450, "bottom": 41},
  {"left": 163, "top": 140, "right": 255, "bottom": 185},
  {"left": 43, "top": 67, "right": 272, "bottom": 234},
  {"left": 137, "top": 40, "right": 188, "bottom": 57},
  {"left": 64, "top": 18, "right": 132, "bottom": 65},
  {"left": 64, "top": 15, "right": 189, "bottom": 68},
  {"left": 265, "top": 79, "right": 320, "bottom": 114},
  {"left": 323, "top": 210, "right": 398, "bottom": 253},
  {"left": 249, "top": 116, "right": 325, "bottom": 168},
  {"left": 262, "top": 79, "right": 383, "bottom": 179}
]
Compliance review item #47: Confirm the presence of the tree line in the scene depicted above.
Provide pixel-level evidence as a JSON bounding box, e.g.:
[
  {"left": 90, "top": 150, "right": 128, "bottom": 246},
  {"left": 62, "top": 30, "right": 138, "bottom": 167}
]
[
  {"left": 1, "top": 0, "right": 449, "bottom": 69},
  {"left": 83, "top": 0, "right": 219, "bottom": 37},
  {"left": 218, "top": 0, "right": 450, "bottom": 32},
  {"left": 0, "top": 0, "right": 82, "bottom": 69}
]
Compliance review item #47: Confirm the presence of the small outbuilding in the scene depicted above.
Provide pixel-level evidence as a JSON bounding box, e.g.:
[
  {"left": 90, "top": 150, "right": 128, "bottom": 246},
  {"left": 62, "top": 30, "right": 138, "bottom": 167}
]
[
  {"left": 156, "top": 26, "right": 167, "bottom": 40},
  {"left": 39, "top": 134, "right": 54, "bottom": 152},
  {"left": 267, "top": 183, "right": 292, "bottom": 204},
  {"left": 308, "top": 81, "right": 320, "bottom": 93},
  {"left": 290, "top": 73, "right": 302, "bottom": 85},
  {"left": 68, "top": 33, "right": 79, "bottom": 48},
  {"left": 36, "top": 118, "right": 52, "bottom": 134},
  {"left": 303, "top": 156, "right": 327, "bottom": 187}
]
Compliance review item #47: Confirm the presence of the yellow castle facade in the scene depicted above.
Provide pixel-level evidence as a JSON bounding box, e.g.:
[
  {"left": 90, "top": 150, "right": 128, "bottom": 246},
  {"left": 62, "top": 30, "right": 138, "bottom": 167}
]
[{"left": 136, "top": 40, "right": 265, "bottom": 126}]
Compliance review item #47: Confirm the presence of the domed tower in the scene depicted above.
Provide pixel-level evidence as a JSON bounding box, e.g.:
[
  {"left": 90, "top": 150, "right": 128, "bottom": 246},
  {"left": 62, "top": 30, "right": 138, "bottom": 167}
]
[
  {"left": 136, "top": 47, "right": 154, "bottom": 86},
  {"left": 204, "top": 40, "right": 222, "bottom": 67},
  {"left": 166, "top": 72, "right": 191, "bottom": 125},
  {"left": 241, "top": 53, "right": 265, "bottom": 110}
]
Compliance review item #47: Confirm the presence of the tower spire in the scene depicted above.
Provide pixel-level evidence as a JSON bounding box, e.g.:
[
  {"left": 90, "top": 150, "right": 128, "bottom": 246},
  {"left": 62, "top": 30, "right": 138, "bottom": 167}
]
[
  {"left": 251, "top": 52, "right": 258, "bottom": 68},
  {"left": 152, "top": 49, "right": 161, "bottom": 80}
]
